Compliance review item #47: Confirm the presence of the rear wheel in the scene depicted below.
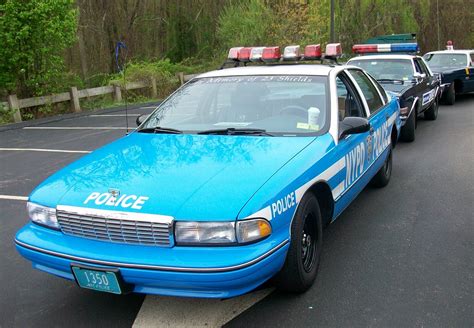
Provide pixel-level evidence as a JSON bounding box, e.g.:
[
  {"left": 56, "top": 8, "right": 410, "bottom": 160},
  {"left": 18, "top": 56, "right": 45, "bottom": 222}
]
[
  {"left": 443, "top": 83, "right": 456, "bottom": 105},
  {"left": 371, "top": 146, "right": 392, "bottom": 188},
  {"left": 274, "top": 193, "right": 322, "bottom": 293},
  {"left": 424, "top": 98, "right": 439, "bottom": 120},
  {"left": 400, "top": 109, "right": 416, "bottom": 142}
]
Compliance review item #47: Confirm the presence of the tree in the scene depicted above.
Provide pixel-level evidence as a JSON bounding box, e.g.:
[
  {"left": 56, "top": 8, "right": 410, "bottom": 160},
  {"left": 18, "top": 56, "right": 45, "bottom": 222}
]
[{"left": 0, "top": 0, "right": 78, "bottom": 97}]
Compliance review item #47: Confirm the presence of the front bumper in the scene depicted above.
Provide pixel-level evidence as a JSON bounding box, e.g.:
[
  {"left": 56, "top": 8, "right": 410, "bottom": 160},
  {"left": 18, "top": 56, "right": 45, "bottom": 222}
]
[{"left": 15, "top": 223, "right": 289, "bottom": 298}]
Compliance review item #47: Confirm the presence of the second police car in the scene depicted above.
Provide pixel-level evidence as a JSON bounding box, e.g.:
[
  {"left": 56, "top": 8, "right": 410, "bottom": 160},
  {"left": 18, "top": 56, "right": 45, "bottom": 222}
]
[
  {"left": 15, "top": 44, "right": 401, "bottom": 298},
  {"left": 348, "top": 43, "right": 440, "bottom": 142}
]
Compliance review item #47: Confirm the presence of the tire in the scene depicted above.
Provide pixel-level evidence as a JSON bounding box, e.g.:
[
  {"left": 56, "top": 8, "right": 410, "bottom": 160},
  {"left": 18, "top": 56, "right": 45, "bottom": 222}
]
[
  {"left": 400, "top": 109, "right": 416, "bottom": 142},
  {"left": 370, "top": 146, "right": 392, "bottom": 188},
  {"left": 424, "top": 97, "right": 439, "bottom": 121},
  {"left": 443, "top": 83, "right": 456, "bottom": 105},
  {"left": 273, "top": 193, "right": 323, "bottom": 293}
]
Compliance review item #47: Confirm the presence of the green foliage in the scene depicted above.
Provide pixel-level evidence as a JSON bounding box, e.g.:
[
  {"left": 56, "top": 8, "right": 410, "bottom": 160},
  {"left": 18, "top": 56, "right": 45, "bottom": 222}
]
[
  {"left": 268, "top": 1, "right": 330, "bottom": 46},
  {"left": 337, "top": 0, "right": 418, "bottom": 48},
  {"left": 217, "top": 1, "right": 331, "bottom": 52},
  {"left": 0, "top": 103, "right": 15, "bottom": 125},
  {"left": 217, "top": 0, "right": 273, "bottom": 50},
  {"left": 108, "top": 59, "right": 203, "bottom": 99},
  {"left": 0, "top": 0, "right": 78, "bottom": 97}
]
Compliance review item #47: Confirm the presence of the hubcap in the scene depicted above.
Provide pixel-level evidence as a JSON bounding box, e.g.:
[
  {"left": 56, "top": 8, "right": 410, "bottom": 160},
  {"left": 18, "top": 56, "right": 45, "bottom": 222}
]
[{"left": 301, "top": 215, "right": 317, "bottom": 272}]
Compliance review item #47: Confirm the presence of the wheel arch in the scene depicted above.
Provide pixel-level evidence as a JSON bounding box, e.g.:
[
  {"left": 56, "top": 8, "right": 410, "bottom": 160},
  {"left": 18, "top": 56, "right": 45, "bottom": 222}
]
[
  {"left": 391, "top": 124, "right": 398, "bottom": 149},
  {"left": 306, "top": 181, "right": 334, "bottom": 227},
  {"left": 453, "top": 79, "right": 462, "bottom": 93}
]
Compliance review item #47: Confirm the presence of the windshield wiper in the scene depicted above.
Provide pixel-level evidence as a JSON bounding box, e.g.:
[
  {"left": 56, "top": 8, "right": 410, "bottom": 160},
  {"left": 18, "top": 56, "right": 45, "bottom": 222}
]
[
  {"left": 137, "top": 126, "right": 183, "bottom": 134},
  {"left": 377, "top": 78, "right": 405, "bottom": 84},
  {"left": 197, "top": 128, "right": 274, "bottom": 136}
]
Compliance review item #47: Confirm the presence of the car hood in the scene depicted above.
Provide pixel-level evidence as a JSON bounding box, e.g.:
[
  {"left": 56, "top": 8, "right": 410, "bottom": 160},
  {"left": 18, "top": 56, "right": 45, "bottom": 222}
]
[
  {"left": 378, "top": 82, "right": 412, "bottom": 94},
  {"left": 427, "top": 66, "right": 461, "bottom": 74},
  {"left": 29, "top": 133, "right": 317, "bottom": 220}
]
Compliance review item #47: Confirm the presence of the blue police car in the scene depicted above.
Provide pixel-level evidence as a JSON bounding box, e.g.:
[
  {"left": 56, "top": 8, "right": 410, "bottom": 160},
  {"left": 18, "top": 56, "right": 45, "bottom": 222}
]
[{"left": 15, "top": 44, "right": 401, "bottom": 298}]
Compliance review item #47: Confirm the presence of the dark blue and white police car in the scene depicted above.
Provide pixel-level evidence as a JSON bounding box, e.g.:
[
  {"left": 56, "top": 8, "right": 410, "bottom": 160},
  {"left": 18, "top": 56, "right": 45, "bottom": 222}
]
[
  {"left": 347, "top": 43, "right": 440, "bottom": 143},
  {"left": 15, "top": 44, "right": 401, "bottom": 298}
]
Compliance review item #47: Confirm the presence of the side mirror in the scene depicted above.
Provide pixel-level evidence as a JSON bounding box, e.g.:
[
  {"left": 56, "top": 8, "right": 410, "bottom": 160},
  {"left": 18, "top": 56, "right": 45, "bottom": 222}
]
[
  {"left": 339, "top": 117, "right": 371, "bottom": 139},
  {"left": 413, "top": 72, "right": 426, "bottom": 81},
  {"left": 136, "top": 114, "right": 149, "bottom": 126}
]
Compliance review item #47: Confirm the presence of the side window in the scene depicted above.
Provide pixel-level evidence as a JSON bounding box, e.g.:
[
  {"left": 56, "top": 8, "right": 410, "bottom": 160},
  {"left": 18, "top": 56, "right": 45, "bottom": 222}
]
[
  {"left": 336, "top": 74, "right": 365, "bottom": 121},
  {"left": 367, "top": 73, "right": 388, "bottom": 104},
  {"left": 416, "top": 58, "right": 430, "bottom": 76},
  {"left": 470, "top": 54, "right": 474, "bottom": 66},
  {"left": 413, "top": 59, "right": 423, "bottom": 74},
  {"left": 348, "top": 69, "right": 384, "bottom": 114}
]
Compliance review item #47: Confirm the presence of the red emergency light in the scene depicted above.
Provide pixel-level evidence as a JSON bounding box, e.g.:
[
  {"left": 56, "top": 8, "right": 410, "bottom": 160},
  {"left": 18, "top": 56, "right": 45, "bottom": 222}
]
[
  {"left": 238, "top": 47, "right": 252, "bottom": 62},
  {"left": 304, "top": 44, "right": 322, "bottom": 60},
  {"left": 352, "top": 44, "right": 377, "bottom": 54},
  {"left": 262, "top": 47, "right": 281, "bottom": 62}
]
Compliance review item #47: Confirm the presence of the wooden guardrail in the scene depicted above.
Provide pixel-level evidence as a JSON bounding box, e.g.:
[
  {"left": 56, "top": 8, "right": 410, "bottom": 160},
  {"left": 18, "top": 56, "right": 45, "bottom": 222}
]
[{"left": 0, "top": 72, "right": 198, "bottom": 123}]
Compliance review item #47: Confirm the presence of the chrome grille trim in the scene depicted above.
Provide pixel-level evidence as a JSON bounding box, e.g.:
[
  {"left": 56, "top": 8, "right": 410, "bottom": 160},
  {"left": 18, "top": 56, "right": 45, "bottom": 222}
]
[{"left": 56, "top": 205, "right": 174, "bottom": 247}]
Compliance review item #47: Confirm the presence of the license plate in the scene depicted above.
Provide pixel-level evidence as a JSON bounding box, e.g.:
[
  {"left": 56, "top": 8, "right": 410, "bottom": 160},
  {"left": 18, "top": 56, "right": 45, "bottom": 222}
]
[{"left": 71, "top": 266, "right": 122, "bottom": 294}]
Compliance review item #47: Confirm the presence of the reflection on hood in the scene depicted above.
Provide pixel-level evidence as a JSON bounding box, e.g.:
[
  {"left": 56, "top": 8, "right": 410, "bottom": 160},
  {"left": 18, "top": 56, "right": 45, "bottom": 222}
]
[{"left": 29, "top": 133, "right": 319, "bottom": 220}]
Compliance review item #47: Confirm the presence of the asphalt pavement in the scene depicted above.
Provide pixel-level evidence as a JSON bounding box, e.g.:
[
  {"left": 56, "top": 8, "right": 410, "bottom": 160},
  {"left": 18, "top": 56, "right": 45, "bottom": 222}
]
[{"left": 0, "top": 97, "right": 473, "bottom": 327}]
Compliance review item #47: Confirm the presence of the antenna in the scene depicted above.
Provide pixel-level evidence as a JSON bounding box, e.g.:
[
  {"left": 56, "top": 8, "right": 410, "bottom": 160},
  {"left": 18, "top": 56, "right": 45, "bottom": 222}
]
[{"left": 115, "top": 41, "right": 129, "bottom": 133}]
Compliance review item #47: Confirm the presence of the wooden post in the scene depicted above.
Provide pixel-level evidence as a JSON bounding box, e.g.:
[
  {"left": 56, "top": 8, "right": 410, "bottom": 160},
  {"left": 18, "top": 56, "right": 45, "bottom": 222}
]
[
  {"left": 113, "top": 84, "right": 122, "bottom": 102},
  {"left": 177, "top": 72, "right": 184, "bottom": 85},
  {"left": 151, "top": 77, "right": 158, "bottom": 98},
  {"left": 7, "top": 95, "right": 22, "bottom": 123},
  {"left": 70, "top": 87, "right": 81, "bottom": 113}
]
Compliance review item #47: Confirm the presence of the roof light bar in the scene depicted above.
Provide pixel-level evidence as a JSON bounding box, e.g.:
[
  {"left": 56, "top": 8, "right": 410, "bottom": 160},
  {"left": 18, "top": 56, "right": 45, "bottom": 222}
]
[
  {"left": 250, "top": 47, "right": 265, "bottom": 62},
  {"left": 352, "top": 43, "right": 419, "bottom": 54},
  {"left": 262, "top": 46, "right": 281, "bottom": 62},
  {"left": 283, "top": 45, "right": 301, "bottom": 61},
  {"left": 304, "top": 44, "right": 322, "bottom": 60}
]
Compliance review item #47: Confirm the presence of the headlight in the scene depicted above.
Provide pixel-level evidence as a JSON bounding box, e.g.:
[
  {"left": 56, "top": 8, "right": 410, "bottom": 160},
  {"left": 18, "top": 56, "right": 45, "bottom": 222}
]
[
  {"left": 174, "top": 219, "right": 271, "bottom": 246},
  {"left": 27, "top": 202, "right": 59, "bottom": 229}
]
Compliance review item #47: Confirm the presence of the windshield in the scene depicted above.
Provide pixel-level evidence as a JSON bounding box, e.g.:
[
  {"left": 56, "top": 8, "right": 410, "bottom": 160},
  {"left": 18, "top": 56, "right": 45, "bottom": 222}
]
[
  {"left": 140, "top": 75, "right": 329, "bottom": 136},
  {"left": 349, "top": 59, "right": 414, "bottom": 82},
  {"left": 423, "top": 53, "right": 468, "bottom": 68}
]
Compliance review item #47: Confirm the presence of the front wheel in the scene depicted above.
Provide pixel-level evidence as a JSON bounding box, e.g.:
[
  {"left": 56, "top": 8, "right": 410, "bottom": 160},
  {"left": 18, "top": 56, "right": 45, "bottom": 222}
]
[
  {"left": 370, "top": 147, "right": 392, "bottom": 188},
  {"left": 443, "top": 83, "right": 456, "bottom": 105},
  {"left": 424, "top": 98, "right": 439, "bottom": 121},
  {"left": 400, "top": 109, "right": 416, "bottom": 142},
  {"left": 273, "top": 193, "right": 322, "bottom": 293}
]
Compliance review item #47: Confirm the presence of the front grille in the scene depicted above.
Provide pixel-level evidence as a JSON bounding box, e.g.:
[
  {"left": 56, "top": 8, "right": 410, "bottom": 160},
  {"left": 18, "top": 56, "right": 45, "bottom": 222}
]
[{"left": 57, "top": 209, "right": 173, "bottom": 247}]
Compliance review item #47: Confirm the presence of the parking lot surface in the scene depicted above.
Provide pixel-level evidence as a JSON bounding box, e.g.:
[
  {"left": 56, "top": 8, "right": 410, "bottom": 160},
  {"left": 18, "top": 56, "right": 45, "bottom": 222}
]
[{"left": 1, "top": 97, "right": 473, "bottom": 327}]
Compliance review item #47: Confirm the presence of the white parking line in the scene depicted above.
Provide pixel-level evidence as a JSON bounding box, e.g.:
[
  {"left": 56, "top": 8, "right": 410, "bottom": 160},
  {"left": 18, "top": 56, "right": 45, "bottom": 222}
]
[
  {"left": 89, "top": 114, "right": 140, "bottom": 117},
  {"left": 23, "top": 126, "right": 128, "bottom": 130},
  {"left": 0, "top": 195, "right": 28, "bottom": 201},
  {"left": 133, "top": 288, "right": 273, "bottom": 328},
  {"left": 140, "top": 106, "right": 157, "bottom": 109},
  {"left": 0, "top": 148, "right": 91, "bottom": 154}
]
